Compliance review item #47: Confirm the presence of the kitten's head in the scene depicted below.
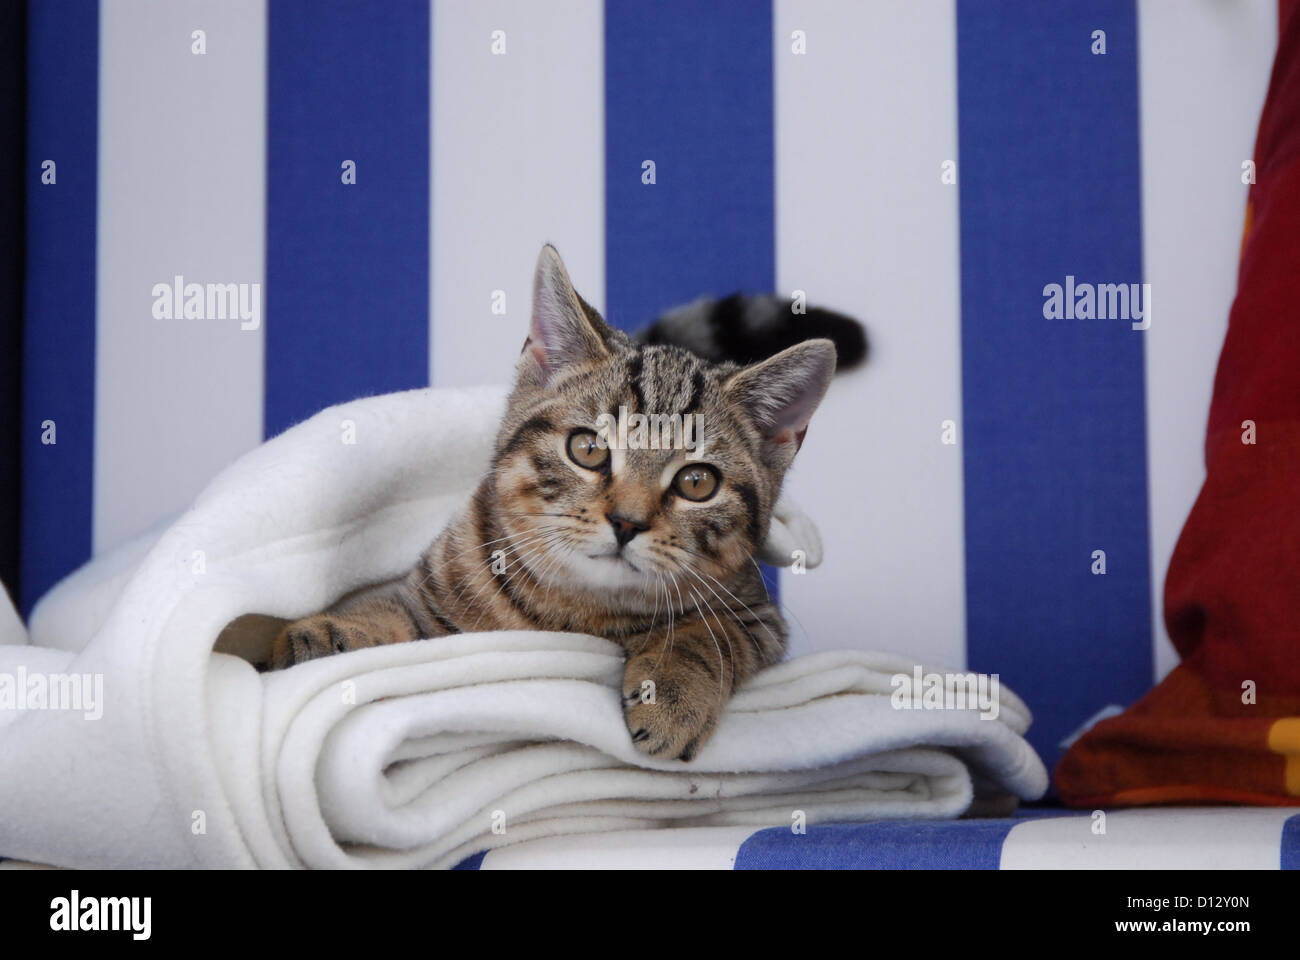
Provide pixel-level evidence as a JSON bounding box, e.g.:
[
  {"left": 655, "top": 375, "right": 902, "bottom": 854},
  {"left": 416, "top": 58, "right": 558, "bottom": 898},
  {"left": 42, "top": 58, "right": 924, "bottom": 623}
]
[{"left": 491, "top": 245, "right": 835, "bottom": 596}]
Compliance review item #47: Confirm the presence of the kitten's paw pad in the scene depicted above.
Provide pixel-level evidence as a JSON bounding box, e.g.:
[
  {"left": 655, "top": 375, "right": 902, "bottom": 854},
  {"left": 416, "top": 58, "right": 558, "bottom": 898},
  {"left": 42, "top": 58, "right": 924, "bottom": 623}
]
[
  {"left": 269, "top": 616, "right": 354, "bottom": 670},
  {"left": 621, "top": 656, "right": 720, "bottom": 762}
]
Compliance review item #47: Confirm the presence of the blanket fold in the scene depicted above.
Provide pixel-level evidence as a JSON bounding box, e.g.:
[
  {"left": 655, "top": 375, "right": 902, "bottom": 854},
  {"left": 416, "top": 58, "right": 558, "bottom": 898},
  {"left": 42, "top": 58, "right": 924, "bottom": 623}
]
[{"left": 0, "top": 385, "right": 1046, "bottom": 869}]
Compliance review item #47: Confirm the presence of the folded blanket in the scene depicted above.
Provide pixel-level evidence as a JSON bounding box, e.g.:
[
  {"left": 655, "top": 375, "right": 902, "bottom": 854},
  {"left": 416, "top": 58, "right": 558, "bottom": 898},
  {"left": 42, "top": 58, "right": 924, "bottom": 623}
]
[
  {"left": 1056, "top": 6, "right": 1300, "bottom": 807},
  {"left": 0, "top": 385, "right": 1046, "bottom": 868}
]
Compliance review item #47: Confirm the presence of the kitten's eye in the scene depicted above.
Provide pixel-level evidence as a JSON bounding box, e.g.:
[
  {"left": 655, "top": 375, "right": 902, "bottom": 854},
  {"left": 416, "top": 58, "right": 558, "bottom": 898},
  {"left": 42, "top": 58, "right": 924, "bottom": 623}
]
[
  {"left": 567, "top": 430, "right": 608, "bottom": 470},
  {"left": 672, "top": 464, "right": 719, "bottom": 502}
]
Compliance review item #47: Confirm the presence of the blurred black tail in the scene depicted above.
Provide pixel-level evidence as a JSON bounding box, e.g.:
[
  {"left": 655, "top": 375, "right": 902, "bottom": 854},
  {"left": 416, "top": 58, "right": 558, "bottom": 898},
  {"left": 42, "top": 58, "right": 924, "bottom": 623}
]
[{"left": 636, "top": 293, "right": 868, "bottom": 371}]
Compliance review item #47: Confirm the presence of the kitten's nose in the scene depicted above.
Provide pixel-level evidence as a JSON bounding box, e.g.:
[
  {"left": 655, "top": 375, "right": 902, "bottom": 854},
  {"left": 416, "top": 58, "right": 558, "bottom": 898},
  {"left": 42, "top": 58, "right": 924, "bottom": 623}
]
[{"left": 607, "top": 513, "right": 650, "bottom": 547}]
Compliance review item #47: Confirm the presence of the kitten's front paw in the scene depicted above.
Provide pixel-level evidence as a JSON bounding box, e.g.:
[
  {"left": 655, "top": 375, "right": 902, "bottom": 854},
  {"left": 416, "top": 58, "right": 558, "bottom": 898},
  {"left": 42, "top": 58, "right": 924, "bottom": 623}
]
[
  {"left": 269, "top": 615, "right": 361, "bottom": 670},
  {"left": 621, "top": 652, "right": 722, "bottom": 762}
]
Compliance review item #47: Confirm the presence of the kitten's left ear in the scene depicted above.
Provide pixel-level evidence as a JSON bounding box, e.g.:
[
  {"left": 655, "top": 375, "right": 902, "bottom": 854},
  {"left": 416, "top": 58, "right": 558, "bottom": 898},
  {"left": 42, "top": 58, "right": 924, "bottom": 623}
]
[
  {"left": 518, "top": 244, "right": 611, "bottom": 387},
  {"left": 723, "top": 339, "right": 836, "bottom": 461}
]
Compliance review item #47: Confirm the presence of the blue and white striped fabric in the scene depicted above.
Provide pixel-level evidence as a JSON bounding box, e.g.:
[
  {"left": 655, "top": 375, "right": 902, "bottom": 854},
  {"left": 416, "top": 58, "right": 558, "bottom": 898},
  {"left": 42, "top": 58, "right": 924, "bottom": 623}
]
[
  {"left": 5, "top": 808, "right": 1296, "bottom": 871},
  {"left": 454, "top": 808, "right": 1300, "bottom": 869},
  {"left": 21, "top": 0, "right": 1278, "bottom": 780}
]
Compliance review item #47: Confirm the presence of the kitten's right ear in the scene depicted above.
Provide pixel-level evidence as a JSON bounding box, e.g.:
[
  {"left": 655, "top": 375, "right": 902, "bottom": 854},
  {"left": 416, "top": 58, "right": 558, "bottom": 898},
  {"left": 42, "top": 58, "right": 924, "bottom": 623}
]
[{"left": 518, "top": 245, "right": 610, "bottom": 387}]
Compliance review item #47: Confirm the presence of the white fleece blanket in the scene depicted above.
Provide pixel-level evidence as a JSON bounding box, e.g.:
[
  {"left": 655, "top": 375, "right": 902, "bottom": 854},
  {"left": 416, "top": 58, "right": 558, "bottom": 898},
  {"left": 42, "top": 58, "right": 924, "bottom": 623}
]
[{"left": 0, "top": 386, "right": 1047, "bottom": 869}]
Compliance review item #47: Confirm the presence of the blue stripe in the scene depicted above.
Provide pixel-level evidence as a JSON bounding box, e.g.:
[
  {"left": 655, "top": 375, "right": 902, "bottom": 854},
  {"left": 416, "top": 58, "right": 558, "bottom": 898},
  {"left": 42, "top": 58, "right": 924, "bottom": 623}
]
[
  {"left": 603, "top": 0, "right": 774, "bottom": 327},
  {"left": 604, "top": 0, "right": 778, "bottom": 598},
  {"left": 956, "top": 0, "right": 1153, "bottom": 775},
  {"left": 451, "top": 850, "right": 487, "bottom": 871},
  {"left": 265, "top": 0, "right": 430, "bottom": 438},
  {"left": 21, "top": 0, "right": 99, "bottom": 615},
  {"left": 734, "top": 810, "right": 1083, "bottom": 870},
  {"left": 1283, "top": 815, "right": 1300, "bottom": 870}
]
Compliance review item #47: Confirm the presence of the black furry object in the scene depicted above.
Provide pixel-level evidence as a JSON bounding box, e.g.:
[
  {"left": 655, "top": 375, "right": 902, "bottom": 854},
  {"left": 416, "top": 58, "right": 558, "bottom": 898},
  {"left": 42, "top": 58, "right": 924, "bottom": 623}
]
[{"left": 638, "top": 292, "right": 869, "bottom": 372}]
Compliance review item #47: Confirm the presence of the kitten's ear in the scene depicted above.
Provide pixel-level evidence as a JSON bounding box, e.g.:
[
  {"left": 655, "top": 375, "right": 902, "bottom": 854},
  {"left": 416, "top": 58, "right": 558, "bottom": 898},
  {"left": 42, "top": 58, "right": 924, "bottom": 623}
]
[
  {"left": 518, "top": 244, "right": 610, "bottom": 387},
  {"left": 723, "top": 339, "right": 836, "bottom": 459}
]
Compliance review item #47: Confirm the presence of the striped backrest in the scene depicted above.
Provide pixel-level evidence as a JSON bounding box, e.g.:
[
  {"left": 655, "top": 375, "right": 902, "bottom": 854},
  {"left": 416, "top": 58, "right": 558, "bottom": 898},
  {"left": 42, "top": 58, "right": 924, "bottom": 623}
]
[{"left": 22, "top": 0, "right": 1278, "bottom": 773}]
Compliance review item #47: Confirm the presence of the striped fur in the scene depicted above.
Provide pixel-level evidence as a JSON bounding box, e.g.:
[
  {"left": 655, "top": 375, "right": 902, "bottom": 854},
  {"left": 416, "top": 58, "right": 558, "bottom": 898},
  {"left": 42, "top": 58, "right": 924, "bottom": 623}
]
[{"left": 270, "top": 245, "right": 846, "bottom": 761}]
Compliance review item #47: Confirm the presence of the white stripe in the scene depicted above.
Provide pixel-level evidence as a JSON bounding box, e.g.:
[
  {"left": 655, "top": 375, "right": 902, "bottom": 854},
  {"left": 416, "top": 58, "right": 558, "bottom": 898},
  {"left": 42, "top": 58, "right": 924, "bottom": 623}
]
[
  {"left": 1001, "top": 808, "right": 1294, "bottom": 869},
  {"left": 772, "top": 0, "right": 965, "bottom": 666},
  {"left": 1138, "top": 0, "right": 1276, "bottom": 680},
  {"left": 479, "top": 826, "right": 755, "bottom": 869},
  {"left": 430, "top": 0, "right": 605, "bottom": 389},
  {"left": 95, "top": 0, "right": 267, "bottom": 554}
]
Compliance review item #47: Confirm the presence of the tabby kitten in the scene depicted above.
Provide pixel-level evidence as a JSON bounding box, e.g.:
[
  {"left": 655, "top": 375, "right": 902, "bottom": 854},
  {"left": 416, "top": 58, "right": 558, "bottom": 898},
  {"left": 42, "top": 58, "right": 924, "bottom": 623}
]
[{"left": 269, "top": 245, "right": 855, "bottom": 761}]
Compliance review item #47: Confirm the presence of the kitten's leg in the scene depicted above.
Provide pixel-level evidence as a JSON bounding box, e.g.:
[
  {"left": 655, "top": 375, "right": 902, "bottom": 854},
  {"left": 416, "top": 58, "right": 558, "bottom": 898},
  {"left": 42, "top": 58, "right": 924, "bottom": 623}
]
[
  {"left": 267, "top": 531, "right": 470, "bottom": 670},
  {"left": 621, "top": 603, "right": 785, "bottom": 761},
  {"left": 268, "top": 592, "right": 426, "bottom": 670}
]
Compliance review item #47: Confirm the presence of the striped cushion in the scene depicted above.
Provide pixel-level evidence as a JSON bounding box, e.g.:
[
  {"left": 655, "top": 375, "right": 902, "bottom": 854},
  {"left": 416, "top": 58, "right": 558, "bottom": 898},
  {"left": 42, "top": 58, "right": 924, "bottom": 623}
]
[
  {"left": 6, "top": 807, "right": 1296, "bottom": 869},
  {"left": 455, "top": 807, "right": 1300, "bottom": 869},
  {"left": 20, "top": 0, "right": 1278, "bottom": 781}
]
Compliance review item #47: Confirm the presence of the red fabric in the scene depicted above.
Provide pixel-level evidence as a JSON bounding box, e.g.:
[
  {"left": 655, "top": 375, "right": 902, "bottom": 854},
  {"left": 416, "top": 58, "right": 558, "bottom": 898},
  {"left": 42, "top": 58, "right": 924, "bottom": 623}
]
[{"left": 1056, "top": 3, "right": 1300, "bottom": 806}]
